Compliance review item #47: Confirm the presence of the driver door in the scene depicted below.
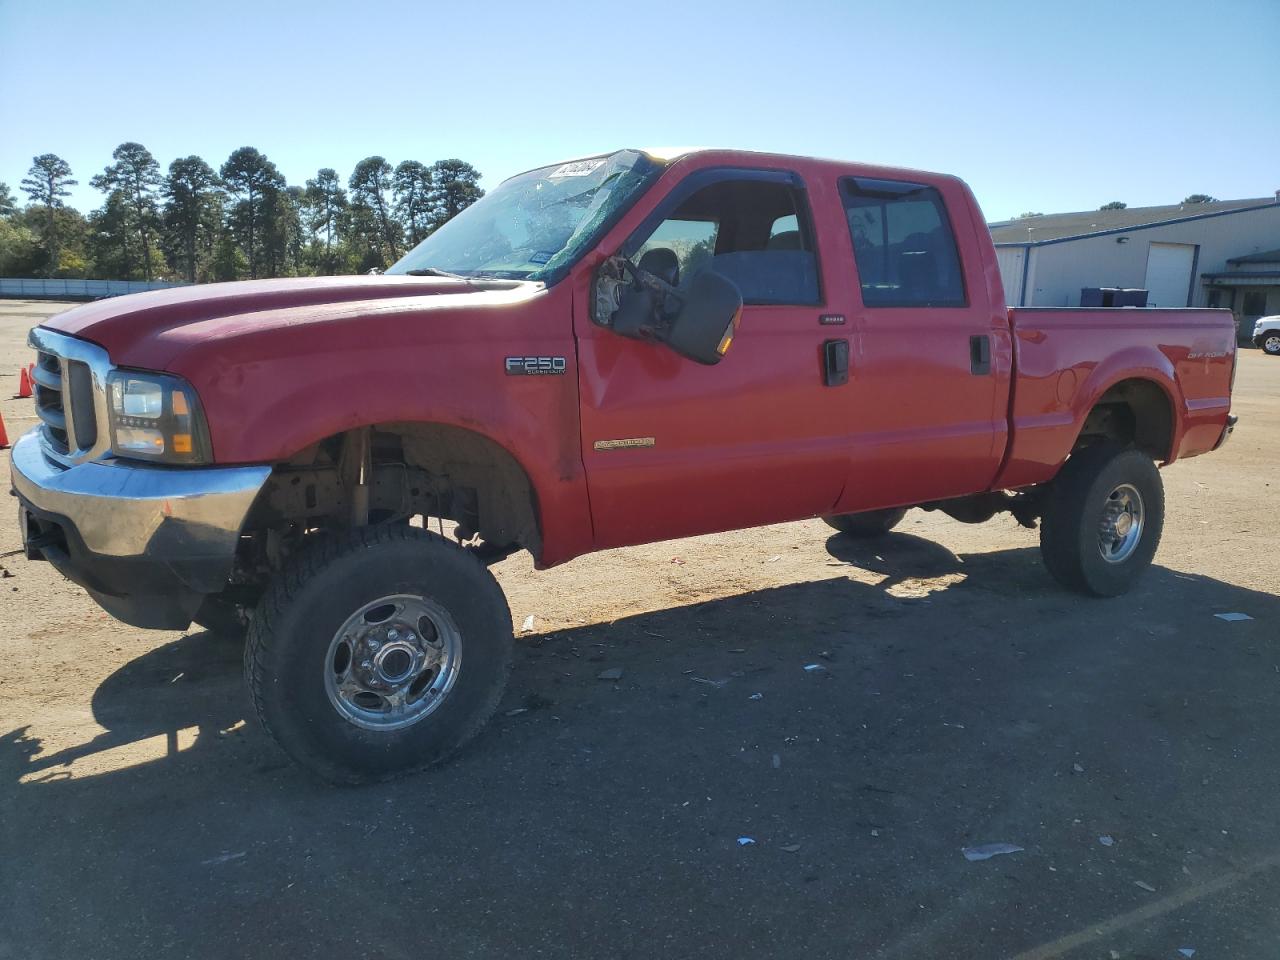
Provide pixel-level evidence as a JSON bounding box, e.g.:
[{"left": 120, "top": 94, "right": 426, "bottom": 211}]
[{"left": 573, "top": 165, "right": 852, "bottom": 550}]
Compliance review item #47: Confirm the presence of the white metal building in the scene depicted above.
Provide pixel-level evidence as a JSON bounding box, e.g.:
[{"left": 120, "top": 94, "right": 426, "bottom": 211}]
[{"left": 990, "top": 196, "right": 1280, "bottom": 340}]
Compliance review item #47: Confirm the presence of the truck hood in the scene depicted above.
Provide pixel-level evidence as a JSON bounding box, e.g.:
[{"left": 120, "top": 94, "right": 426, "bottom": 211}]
[{"left": 42, "top": 275, "right": 537, "bottom": 369}]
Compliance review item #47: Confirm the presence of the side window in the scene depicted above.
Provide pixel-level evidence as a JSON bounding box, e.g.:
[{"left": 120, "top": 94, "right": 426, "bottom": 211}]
[
  {"left": 840, "top": 177, "right": 966, "bottom": 307},
  {"left": 635, "top": 219, "right": 718, "bottom": 282},
  {"left": 629, "top": 175, "right": 820, "bottom": 305}
]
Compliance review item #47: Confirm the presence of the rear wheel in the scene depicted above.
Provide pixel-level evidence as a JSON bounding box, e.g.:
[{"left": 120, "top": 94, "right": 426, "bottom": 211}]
[
  {"left": 1260, "top": 332, "right": 1280, "bottom": 356},
  {"left": 1039, "top": 442, "right": 1164, "bottom": 597},
  {"left": 824, "top": 507, "right": 908, "bottom": 538},
  {"left": 244, "top": 525, "right": 513, "bottom": 783}
]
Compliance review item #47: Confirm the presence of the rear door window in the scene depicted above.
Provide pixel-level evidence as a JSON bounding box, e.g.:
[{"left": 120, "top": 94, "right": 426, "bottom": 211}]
[{"left": 840, "top": 177, "right": 966, "bottom": 307}]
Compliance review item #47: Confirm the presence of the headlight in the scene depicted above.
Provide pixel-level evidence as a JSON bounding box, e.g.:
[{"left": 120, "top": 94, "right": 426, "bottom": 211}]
[{"left": 107, "top": 370, "right": 211, "bottom": 464}]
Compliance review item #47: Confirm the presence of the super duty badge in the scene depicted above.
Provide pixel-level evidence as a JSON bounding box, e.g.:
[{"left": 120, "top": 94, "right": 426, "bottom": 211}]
[{"left": 505, "top": 356, "right": 567, "bottom": 376}]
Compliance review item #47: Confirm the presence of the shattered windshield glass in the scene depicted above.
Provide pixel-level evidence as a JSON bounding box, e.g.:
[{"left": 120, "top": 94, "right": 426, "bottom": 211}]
[{"left": 386, "top": 150, "right": 662, "bottom": 282}]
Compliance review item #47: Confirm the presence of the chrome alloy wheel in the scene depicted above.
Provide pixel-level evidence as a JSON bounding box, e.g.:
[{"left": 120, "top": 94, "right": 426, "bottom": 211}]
[
  {"left": 324, "top": 594, "right": 462, "bottom": 731},
  {"left": 1264, "top": 334, "right": 1280, "bottom": 355},
  {"left": 1097, "top": 483, "right": 1145, "bottom": 564}
]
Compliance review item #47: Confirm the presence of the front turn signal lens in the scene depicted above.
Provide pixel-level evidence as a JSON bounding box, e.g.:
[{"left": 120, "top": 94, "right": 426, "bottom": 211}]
[{"left": 717, "top": 323, "right": 735, "bottom": 356}]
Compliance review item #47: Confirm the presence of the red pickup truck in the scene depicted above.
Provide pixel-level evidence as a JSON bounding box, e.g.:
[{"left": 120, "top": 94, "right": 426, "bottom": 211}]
[{"left": 11, "top": 148, "right": 1237, "bottom": 782}]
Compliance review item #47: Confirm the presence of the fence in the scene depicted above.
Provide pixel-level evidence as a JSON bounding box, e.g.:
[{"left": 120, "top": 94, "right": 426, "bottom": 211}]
[{"left": 0, "top": 278, "right": 186, "bottom": 300}]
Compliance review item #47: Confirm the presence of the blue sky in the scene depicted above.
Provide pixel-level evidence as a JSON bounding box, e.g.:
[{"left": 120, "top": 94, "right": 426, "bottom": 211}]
[{"left": 2, "top": 0, "right": 1277, "bottom": 222}]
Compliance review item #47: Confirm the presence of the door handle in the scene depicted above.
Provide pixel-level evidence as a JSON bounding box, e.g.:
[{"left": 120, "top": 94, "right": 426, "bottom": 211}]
[
  {"left": 823, "top": 339, "right": 849, "bottom": 386},
  {"left": 969, "top": 335, "right": 991, "bottom": 375}
]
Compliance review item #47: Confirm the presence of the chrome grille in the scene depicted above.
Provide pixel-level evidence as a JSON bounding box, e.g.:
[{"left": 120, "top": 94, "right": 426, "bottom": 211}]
[
  {"left": 27, "top": 327, "right": 114, "bottom": 466},
  {"left": 31, "top": 351, "right": 69, "bottom": 452}
]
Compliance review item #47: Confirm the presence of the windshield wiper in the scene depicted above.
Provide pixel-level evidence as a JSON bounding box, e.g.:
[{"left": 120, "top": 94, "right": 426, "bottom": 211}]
[{"left": 404, "top": 267, "right": 470, "bottom": 280}]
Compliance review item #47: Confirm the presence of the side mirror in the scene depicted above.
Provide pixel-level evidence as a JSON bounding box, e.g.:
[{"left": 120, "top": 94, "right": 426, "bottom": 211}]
[
  {"left": 593, "top": 256, "right": 743, "bottom": 365},
  {"left": 663, "top": 270, "right": 742, "bottom": 365}
]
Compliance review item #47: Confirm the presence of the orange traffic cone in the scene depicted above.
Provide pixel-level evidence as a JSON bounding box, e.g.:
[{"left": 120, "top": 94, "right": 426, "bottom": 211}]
[
  {"left": 17, "top": 366, "right": 32, "bottom": 399},
  {"left": 0, "top": 408, "right": 9, "bottom": 449}
]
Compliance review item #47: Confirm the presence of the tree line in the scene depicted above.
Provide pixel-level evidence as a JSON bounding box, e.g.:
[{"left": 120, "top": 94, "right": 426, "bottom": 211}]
[{"left": 0, "top": 144, "right": 485, "bottom": 282}]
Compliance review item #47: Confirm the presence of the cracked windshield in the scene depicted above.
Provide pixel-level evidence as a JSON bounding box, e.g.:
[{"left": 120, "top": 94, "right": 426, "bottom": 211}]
[{"left": 388, "top": 150, "right": 660, "bottom": 280}]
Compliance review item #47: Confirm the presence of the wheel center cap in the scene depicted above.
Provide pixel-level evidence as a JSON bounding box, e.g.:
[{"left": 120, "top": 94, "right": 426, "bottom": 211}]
[
  {"left": 373, "top": 642, "right": 418, "bottom": 684},
  {"left": 1114, "top": 512, "right": 1133, "bottom": 537}
]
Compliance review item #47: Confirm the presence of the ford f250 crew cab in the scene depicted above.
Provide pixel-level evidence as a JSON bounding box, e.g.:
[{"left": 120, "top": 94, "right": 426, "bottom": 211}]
[{"left": 10, "top": 148, "right": 1238, "bottom": 782}]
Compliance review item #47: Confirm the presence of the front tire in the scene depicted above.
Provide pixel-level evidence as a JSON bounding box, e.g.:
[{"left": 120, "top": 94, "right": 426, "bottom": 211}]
[
  {"left": 824, "top": 508, "right": 908, "bottom": 538},
  {"left": 244, "top": 526, "right": 513, "bottom": 783},
  {"left": 1259, "top": 332, "right": 1280, "bottom": 356},
  {"left": 1039, "top": 443, "right": 1164, "bottom": 597}
]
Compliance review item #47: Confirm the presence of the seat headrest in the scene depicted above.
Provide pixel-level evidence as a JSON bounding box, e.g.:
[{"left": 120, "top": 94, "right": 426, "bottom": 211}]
[{"left": 637, "top": 247, "right": 680, "bottom": 287}]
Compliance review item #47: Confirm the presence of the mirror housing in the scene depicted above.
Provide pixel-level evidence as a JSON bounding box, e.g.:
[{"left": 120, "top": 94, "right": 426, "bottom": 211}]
[
  {"left": 593, "top": 256, "right": 742, "bottom": 365},
  {"left": 663, "top": 270, "right": 742, "bottom": 365}
]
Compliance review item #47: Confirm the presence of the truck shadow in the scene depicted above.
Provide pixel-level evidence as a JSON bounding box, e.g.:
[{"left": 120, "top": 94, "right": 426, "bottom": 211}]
[
  {"left": 2, "top": 538, "right": 1272, "bottom": 786},
  {"left": 3, "top": 541, "right": 1279, "bottom": 957}
]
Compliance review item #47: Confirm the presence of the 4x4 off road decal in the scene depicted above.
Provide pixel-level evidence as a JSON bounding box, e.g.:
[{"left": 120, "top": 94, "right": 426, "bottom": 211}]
[{"left": 505, "top": 356, "right": 567, "bottom": 376}]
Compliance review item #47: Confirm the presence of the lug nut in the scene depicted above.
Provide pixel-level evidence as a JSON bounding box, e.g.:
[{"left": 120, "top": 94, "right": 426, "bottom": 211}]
[
  {"left": 367, "top": 639, "right": 381, "bottom": 651},
  {"left": 361, "top": 659, "right": 373, "bottom": 671},
  {"left": 388, "top": 629, "right": 400, "bottom": 641}
]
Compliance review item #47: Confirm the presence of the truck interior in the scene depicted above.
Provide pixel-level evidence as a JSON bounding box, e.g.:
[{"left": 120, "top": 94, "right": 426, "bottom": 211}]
[{"left": 633, "top": 176, "right": 820, "bottom": 306}]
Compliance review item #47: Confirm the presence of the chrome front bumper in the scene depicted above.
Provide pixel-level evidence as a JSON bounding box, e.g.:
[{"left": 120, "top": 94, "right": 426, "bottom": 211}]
[{"left": 10, "top": 429, "right": 271, "bottom": 628}]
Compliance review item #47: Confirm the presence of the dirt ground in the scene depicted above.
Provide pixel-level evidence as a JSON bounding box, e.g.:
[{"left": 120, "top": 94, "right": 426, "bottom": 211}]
[{"left": 1, "top": 298, "right": 1277, "bottom": 960}]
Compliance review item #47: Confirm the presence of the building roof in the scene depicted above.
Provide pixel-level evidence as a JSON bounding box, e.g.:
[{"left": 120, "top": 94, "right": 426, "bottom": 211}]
[
  {"left": 1228, "top": 248, "right": 1280, "bottom": 265},
  {"left": 989, "top": 197, "right": 1279, "bottom": 245}
]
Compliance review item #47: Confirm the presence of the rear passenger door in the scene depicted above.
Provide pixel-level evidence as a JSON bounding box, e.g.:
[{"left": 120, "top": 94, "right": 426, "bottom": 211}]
[{"left": 829, "top": 176, "right": 1007, "bottom": 513}]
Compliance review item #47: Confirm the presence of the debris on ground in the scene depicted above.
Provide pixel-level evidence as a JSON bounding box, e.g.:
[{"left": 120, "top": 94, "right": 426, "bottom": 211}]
[
  {"left": 749, "top": 692, "right": 763, "bottom": 701},
  {"left": 781, "top": 844, "right": 801, "bottom": 853},
  {"left": 596, "top": 668, "right": 624, "bottom": 681},
  {"left": 522, "top": 692, "right": 554, "bottom": 711},
  {"left": 1178, "top": 949, "right": 1196, "bottom": 958},
  {"left": 1099, "top": 835, "right": 1115, "bottom": 847},
  {"left": 1214, "top": 612, "right": 1254, "bottom": 622},
  {"left": 689, "top": 676, "right": 728, "bottom": 688},
  {"left": 504, "top": 708, "right": 529, "bottom": 717},
  {"left": 737, "top": 837, "right": 755, "bottom": 846},
  {"left": 1134, "top": 880, "right": 1156, "bottom": 892},
  {"left": 201, "top": 851, "right": 247, "bottom": 866},
  {"left": 670, "top": 557, "right": 685, "bottom": 565},
  {"left": 962, "top": 842, "right": 1024, "bottom": 862},
  {"left": 218, "top": 720, "right": 246, "bottom": 737},
  {"left": 803, "top": 663, "right": 827, "bottom": 673},
  {"left": 1073, "top": 762, "right": 1085, "bottom": 773},
  {"left": 765, "top": 555, "right": 782, "bottom": 563},
  {"left": 520, "top": 615, "right": 536, "bottom": 633}
]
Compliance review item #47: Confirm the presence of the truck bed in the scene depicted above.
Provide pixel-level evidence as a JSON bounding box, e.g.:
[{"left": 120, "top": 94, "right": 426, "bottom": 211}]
[{"left": 995, "top": 307, "right": 1236, "bottom": 490}]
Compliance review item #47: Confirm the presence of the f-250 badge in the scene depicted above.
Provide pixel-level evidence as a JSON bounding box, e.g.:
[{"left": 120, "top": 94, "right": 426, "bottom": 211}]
[{"left": 505, "top": 356, "right": 567, "bottom": 376}]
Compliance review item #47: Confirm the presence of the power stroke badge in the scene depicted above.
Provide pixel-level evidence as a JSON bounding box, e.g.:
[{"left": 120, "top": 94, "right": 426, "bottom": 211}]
[{"left": 505, "top": 356, "right": 567, "bottom": 376}]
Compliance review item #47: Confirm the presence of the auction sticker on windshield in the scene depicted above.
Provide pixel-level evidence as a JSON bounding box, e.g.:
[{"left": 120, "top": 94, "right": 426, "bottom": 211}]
[{"left": 549, "top": 159, "right": 606, "bottom": 179}]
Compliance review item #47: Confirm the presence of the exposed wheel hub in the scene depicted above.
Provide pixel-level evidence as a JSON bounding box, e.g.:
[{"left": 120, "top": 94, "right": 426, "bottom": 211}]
[
  {"left": 372, "top": 640, "right": 419, "bottom": 684},
  {"left": 324, "top": 595, "right": 462, "bottom": 731},
  {"left": 1097, "top": 483, "right": 1145, "bottom": 564}
]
